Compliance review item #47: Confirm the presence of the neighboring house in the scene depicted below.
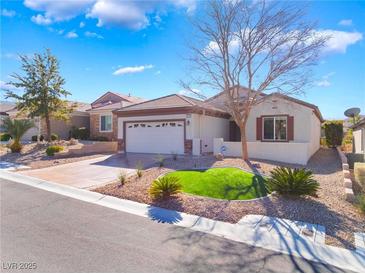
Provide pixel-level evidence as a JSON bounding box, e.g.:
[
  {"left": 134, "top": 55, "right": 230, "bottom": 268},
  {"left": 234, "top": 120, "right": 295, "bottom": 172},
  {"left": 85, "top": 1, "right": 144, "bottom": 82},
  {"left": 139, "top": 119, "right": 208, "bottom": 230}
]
[
  {"left": 351, "top": 118, "right": 365, "bottom": 154},
  {"left": 113, "top": 87, "right": 323, "bottom": 165},
  {"left": 87, "top": 91, "right": 144, "bottom": 141},
  {"left": 343, "top": 115, "right": 365, "bottom": 132},
  {"left": 0, "top": 101, "right": 90, "bottom": 140}
]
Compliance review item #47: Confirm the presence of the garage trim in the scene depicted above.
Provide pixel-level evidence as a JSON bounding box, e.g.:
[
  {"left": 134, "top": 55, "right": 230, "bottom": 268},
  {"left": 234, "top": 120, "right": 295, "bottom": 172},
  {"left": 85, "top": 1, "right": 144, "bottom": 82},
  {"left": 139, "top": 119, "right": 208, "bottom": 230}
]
[{"left": 123, "top": 119, "right": 186, "bottom": 153}]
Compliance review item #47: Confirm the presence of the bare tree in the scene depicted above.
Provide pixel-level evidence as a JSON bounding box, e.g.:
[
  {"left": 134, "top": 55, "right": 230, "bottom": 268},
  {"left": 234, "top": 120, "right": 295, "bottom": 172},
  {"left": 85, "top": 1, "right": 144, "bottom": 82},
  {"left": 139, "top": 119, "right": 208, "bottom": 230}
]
[{"left": 182, "top": 0, "right": 327, "bottom": 160}]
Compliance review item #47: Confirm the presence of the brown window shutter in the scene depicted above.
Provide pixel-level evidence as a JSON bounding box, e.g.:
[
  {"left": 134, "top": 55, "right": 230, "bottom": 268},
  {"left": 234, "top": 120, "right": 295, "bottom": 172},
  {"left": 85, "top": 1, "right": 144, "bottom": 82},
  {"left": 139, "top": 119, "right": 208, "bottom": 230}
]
[
  {"left": 288, "top": 116, "right": 294, "bottom": 141},
  {"left": 256, "top": 117, "right": 262, "bottom": 140}
]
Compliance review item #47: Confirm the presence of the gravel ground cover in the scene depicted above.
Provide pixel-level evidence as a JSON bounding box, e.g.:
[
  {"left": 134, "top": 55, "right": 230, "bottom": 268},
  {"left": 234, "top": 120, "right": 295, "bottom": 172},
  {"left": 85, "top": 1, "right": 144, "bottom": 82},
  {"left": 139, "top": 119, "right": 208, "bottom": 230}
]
[
  {"left": 94, "top": 148, "right": 364, "bottom": 249},
  {"left": 0, "top": 142, "right": 106, "bottom": 170}
]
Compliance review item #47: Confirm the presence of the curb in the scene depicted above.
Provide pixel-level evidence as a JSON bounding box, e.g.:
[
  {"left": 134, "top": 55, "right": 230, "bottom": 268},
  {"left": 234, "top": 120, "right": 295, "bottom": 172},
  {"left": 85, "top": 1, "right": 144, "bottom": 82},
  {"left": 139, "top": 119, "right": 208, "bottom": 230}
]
[{"left": 1, "top": 170, "right": 364, "bottom": 272}]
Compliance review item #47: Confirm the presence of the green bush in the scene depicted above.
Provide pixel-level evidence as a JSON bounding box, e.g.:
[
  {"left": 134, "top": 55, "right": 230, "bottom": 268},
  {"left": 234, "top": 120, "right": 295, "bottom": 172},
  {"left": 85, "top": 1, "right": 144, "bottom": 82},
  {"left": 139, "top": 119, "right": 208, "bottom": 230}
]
[
  {"left": 149, "top": 176, "right": 182, "bottom": 200},
  {"left": 50, "top": 133, "right": 59, "bottom": 141},
  {"left": 354, "top": 162, "right": 365, "bottom": 189},
  {"left": 323, "top": 121, "right": 343, "bottom": 148},
  {"left": 355, "top": 195, "right": 365, "bottom": 214},
  {"left": 0, "top": 133, "right": 12, "bottom": 141},
  {"left": 89, "top": 136, "right": 109, "bottom": 141},
  {"left": 266, "top": 167, "right": 319, "bottom": 196},
  {"left": 342, "top": 129, "right": 353, "bottom": 145},
  {"left": 31, "top": 135, "right": 45, "bottom": 142},
  {"left": 69, "top": 126, "right": 89, "bottom": 140},
  {"left": 46, "top": 145, "right": 64, "bottom": 156}
]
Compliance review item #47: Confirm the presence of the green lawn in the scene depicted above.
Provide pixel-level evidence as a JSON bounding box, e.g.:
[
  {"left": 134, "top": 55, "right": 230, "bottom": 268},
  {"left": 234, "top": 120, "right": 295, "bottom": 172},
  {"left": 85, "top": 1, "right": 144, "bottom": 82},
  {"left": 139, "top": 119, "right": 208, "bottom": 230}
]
[{"left": 164, "top": 167, "right": 268, "bottom": 200}]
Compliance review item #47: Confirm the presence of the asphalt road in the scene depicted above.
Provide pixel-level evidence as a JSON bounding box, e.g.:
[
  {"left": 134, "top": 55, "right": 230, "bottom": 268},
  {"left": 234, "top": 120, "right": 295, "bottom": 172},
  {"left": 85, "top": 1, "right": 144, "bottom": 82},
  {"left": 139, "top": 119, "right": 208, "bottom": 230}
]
[{"left": 0, "top": 179, "right": 346, "bottom": 272}]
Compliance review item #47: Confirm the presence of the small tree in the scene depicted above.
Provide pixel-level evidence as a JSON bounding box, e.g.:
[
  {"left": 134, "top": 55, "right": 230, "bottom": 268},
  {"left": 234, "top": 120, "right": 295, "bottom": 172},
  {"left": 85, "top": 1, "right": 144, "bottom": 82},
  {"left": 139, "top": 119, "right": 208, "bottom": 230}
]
[
  {"left": 3, "top": 49, "right": 73, "bottom": 141},
  {"left": 182, "top": 0, "right": 327, "bottom": 160},
  {"left": 323, "top": 121, "right": 343, "bottom": 148},
  {"left": 2, "top": 118, "right": 34, "bottom": 152}
]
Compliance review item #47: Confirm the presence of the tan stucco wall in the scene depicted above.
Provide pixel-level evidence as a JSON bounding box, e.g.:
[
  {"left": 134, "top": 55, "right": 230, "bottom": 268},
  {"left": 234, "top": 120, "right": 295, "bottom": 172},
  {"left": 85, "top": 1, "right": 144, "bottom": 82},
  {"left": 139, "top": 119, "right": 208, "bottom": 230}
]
[{"left": 90, "top": 112, "right": 117, "bottom": 141}]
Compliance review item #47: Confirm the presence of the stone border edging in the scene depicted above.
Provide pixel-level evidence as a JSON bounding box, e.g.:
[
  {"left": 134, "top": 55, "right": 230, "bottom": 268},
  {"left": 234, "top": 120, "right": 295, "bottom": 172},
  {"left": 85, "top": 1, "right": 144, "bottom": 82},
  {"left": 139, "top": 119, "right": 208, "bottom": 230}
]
[
  {"left": 1, "top": 170, "right": 364, "bottom": 273},
  {"left": 336, "top": 147, "right": 355, "bottom": 202}
]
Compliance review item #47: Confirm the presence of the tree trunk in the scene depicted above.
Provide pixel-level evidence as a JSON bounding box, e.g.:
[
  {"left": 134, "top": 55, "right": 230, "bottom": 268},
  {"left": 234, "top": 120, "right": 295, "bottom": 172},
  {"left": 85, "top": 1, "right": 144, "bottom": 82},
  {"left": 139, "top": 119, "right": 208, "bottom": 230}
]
[
  {"left": 45, "top": 115, "right": 51, "bottom": 142},
  {"left": 240, "top": 124, "right": 249, "bottom": 161}
]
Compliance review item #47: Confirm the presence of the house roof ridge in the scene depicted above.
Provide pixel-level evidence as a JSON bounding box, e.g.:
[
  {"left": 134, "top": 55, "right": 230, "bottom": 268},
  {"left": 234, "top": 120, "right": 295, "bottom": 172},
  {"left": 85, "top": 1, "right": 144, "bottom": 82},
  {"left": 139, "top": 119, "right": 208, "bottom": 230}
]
[{"left": 115, "top": 94, "right": 180, "bottom": 112}]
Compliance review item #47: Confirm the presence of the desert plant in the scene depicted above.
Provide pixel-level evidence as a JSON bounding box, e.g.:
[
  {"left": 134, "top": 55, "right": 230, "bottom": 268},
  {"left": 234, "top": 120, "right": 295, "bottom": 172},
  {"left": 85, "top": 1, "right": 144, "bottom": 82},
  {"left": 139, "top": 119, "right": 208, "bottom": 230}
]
[
  {"left": 118, "top": 171, "right": 127, "bottom": 186},
  {"left": 149, "top": 176, "right": 182, "bottom": 200},
  {"left": 31, "top": 135, "right": 44, "bottom": 142},
  {"left": 46, "top": 145, "right": 64, "bottom": 156},
  {"left": 0, "top": 133, "right": 11, "bottom": 141},
  {"left": 136, "top": 160, "right": 144, "bottom": 178},
  {"left": 50, "top": 133, "right": 59, "bottom": 141},
  {"left": 266, "top": 167, "right": 319, "bottom": 196},
  {"left": 2, "top": 118, "right": 34, "bottom": 153},
  {"left": 355, "top": 194, "right": 365, "bottom": 214},
  {"left": 323, "top": 121, "right": 343, "bottom": 148},
  {"left": 69, "top": 126, "right": 89, "bottom": 140},
  {"left": 154, "top": 154, "right": 165, "bottom": 167}
]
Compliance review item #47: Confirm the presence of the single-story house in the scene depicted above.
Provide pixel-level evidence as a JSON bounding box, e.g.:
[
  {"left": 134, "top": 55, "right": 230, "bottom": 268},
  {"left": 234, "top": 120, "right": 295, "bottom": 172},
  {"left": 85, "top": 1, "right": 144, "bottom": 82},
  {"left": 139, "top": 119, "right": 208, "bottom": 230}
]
[
  {"left": 113, "top": 87, "right": 323, "bottom": 165},
  {"left": 87, "top": 91, "right": 144, "bottom": 141},
  {"left": 351, "top": 118, "right": 365, "bottom": 154},
  {"left": 0, "top": 101, "right": 90, "bottom": 140}
]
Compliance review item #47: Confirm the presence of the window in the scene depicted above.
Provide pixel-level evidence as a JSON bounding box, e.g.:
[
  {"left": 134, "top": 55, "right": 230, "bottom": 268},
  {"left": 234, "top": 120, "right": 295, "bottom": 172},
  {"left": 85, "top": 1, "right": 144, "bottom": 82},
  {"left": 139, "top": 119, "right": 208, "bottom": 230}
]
[
  {"left": 262, "top": 116, "right": 287, "bottom": 141},
  {"left": 100, "top": 115, "right": 112, "bottom": 132}
]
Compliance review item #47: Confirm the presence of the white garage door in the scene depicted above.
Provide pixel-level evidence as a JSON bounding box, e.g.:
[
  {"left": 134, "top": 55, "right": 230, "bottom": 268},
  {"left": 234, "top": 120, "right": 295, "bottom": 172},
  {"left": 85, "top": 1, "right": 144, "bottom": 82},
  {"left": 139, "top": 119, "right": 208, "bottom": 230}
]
[{"left": 125, "top": 120, "right": 185, "bottom": 154}]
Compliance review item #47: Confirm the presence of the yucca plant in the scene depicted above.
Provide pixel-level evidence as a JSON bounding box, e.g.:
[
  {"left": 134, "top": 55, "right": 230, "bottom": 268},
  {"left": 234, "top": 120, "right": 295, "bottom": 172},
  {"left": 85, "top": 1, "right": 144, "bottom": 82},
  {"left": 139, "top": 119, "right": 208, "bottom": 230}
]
[
  {"left": 118, "top": 171, "right": 127, "bottom": 186},
  {"left": 2, "top": 118, "right": 34, "bottom": 153},
  {"left": 154, "top": 154, "right": 165, "bottom": 167},
  {"left": 149, "top": 176, "right": 182, "bottom": 200},
  {"left": 136, "top": 160, "right": 144, "bottom": 178},
  {"left": 266, "top": 167, "right": 319, "bottom": 196}
]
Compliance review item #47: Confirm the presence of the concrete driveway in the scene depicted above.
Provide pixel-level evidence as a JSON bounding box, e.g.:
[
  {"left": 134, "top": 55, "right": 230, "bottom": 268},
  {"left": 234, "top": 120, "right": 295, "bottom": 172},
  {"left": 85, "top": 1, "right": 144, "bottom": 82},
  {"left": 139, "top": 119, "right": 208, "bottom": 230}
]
[{"left": 18, "top": 153, "right": 157, "bottom": 189}]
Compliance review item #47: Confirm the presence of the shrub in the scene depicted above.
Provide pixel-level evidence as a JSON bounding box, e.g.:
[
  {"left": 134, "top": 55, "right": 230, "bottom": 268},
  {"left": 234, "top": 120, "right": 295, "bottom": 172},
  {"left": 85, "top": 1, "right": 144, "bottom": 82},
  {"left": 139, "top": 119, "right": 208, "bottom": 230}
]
[
  {"left": 149, "top": 176, "right": 182, "bottom": 200},
  {"left": 9, "top": 141, "right": 22, "bottom": 153},
  {"left": 118, "top": 171, "right": 127, "bottom": 186},
  {"left": 69, "top": 126, "right": 89, "bottom": 140},
  {"left": 31, "top": 135, "right": 45, "bottom": 142},
  {"left": 90, "top": 136, "right": 109, "bottom": 141},
  {"left": 355, "top": 194, "right": 365, "bottom": 214},
  {"left": 136, "top": 160, "right": 144, "bottom": 178},
  {"left": 154, "top": 154, "right": 165, "bottom": 167},
  {"left": 266, "top": 167, "right": 319, "bottom": 196},
  {"left": 323, "top": 121, "right": 343, "bottom": 148},
  {"left": 46, "top": 145, "right": 64, "bottom": 156},
  {"left": 0, "top": 133, "right": 11, "bottom": 141},
  {"left": 50, "top": 133, "right": 59, "bottom": 141},
  {"left": 354, "top": 162, "right": 365, "bottom": 189}
]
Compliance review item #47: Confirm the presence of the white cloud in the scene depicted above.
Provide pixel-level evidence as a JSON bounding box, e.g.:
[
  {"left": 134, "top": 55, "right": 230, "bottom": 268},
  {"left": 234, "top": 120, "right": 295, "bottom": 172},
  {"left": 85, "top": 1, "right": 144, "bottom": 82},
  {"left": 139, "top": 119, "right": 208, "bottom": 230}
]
[
  {"left": 31, "top": 14, "right": 52, "bottom": 25},
  {"left": 87, "top": 0, "right": 150, "bottom": 30},
  {"left": 79, "top": 21, "right": 85, "bottom": 28},
  {"left": 113, "top": 65, "right": 154, "bottom": 75},
  {"left": 338, "top": 19, "right": 352, "bottom": 26},
  {"left": 1, "top": 9, "right": 16, "bottom": 17},
  {"left": 65, "top": 31, "right": 78, "bottom": 39},
  {"left": 316, "top": 72, "right": 335, "bottom": 87},
  {"left": 155, "top": 70, "right": 161, "bottom": 75},
  {"left": 84, "top": 31, "right": 103, "bottom": 39},
  {"left": 24, "top": 0, "right": 94, "bottom": 22},
  {"left": 24, "top": 0, "right": 196, "bottom": 30},
  {"left": 317, "top": 30, "right": 363, "bottom": 54},
  {"left": 1, "top": 53, "right": 18, "bottom": 60}
]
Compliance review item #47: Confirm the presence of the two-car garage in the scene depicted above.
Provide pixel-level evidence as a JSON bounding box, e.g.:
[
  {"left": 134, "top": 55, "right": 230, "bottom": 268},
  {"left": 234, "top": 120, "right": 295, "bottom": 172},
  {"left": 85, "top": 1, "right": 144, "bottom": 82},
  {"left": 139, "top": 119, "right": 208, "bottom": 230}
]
[{"left": 124, "top": 120, "right": 185, "bottom": 154}]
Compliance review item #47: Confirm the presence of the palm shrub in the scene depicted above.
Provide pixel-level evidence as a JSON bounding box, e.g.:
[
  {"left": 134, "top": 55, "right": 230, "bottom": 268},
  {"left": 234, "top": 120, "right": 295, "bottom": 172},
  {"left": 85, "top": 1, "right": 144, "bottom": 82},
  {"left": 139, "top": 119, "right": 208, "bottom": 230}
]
[
  {"left": 266, "top": 167, "right": 319, "bottom": 196},
  {"left": 149, "top": 176, "right": 182, "bottom": 200},
  {"left": 2, "top": 118, "right": 34, "bottom": 152}
]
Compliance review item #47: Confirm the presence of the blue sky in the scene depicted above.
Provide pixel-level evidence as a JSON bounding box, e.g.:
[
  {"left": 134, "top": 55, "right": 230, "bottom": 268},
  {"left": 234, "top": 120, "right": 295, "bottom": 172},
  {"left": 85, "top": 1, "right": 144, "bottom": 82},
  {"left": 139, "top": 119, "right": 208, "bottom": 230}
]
[{"left": 1, "top": 0, "right": 364, "bottom": 119}]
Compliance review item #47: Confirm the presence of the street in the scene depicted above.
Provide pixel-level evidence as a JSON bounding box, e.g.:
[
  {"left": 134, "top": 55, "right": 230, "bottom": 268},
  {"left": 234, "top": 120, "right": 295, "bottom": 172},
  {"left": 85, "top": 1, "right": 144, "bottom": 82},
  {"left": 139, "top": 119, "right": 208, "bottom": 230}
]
[{"left": 1, "top": 179, "right": 346, "bottom": 272}]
